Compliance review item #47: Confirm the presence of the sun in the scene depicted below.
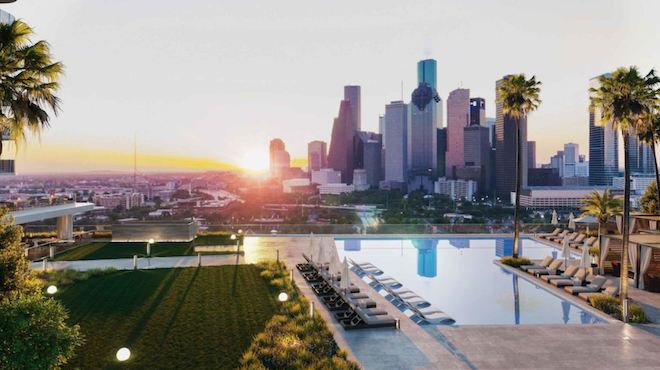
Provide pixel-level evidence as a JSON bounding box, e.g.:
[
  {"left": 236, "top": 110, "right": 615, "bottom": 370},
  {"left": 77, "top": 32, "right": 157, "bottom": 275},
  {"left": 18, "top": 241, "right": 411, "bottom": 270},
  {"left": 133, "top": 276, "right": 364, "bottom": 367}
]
[{"left": 238, "top": 150, "right": 269, "bottom": 172}]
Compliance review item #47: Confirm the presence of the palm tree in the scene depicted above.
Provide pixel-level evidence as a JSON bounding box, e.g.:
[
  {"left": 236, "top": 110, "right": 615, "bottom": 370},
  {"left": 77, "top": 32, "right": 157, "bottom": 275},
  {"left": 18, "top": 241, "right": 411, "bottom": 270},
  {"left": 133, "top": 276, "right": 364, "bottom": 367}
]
[
  {"left": 638, "top": 114, "right": 660, "bottom": 211},
  {"left": 580, "top": 190, "right": 623, "bottom": 271},
  {"left": 0, "top": 20, "right": 64, "bottom": 156},
  {"left": 496, "top": 74, "right": 542, "bottom": 258},
  {"left": 590, "top": 67, "right": 659, "bottom": 319}
]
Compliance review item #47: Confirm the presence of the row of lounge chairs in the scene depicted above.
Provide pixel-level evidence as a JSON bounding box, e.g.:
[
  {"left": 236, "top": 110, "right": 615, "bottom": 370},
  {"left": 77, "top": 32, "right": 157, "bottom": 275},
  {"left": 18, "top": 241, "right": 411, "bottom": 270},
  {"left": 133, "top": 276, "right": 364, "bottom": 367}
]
[
  {"left": 351, "top": 260, "right": 455, "bottom": 325},
  {"left": 540, "top": 228, "right": 597, "bottom": 248},
  {"left": 296, "top": 253, "right": 398, "bottom": 330},
  {"left": 520, "top": 256, "right": 620, "bottom": 303}
]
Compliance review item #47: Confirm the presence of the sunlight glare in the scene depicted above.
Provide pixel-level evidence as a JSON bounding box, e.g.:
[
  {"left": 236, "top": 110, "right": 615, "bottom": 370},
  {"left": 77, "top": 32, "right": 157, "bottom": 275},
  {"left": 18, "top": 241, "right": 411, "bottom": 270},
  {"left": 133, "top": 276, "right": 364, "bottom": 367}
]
[{"left": 238, "top": 150, "right": 269, "bottom": 172}]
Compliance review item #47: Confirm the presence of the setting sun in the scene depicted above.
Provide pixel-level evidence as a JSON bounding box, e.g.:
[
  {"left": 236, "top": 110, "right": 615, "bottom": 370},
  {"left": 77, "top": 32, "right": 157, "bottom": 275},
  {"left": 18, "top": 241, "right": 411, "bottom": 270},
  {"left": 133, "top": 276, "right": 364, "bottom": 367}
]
[{"left": 238, "top": 150, "right": 269, "bottom": 172}]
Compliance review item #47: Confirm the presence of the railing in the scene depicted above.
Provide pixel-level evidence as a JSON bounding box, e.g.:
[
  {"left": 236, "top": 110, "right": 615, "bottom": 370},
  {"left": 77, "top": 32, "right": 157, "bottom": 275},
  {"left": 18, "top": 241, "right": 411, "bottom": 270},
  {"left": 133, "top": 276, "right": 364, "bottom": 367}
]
[
  {"left": 22, "top": 223, "right": 561, "bottom": 236},
  {"left": 2, "top": 197, "right": 75, "bottom": 212}
]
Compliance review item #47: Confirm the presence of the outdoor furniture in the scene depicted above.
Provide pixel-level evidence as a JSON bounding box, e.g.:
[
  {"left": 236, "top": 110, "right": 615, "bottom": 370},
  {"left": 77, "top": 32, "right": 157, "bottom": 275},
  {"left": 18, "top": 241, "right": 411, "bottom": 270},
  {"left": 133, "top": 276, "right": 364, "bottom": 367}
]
[
  {"left": 540, "top": 228, "right": 561, "bottom": 239},
  {"left": 340, "top": 307, "right": 397, "bottom": 330},
  {"left": 541, "top": 265, "right": 579, "bottom": 282},
  {"left": 410, "top": 306, "right": 455, "bottom": 324},
  {"left": 550, "top": 269, "right": 589, "bottom": 287},
  {"left": 578, "top": 281, "right": 620, "bottom": 301},
  {"left": 520, "top": 256, "right": 554, "bottom": 272},
  {"left": 571, "top": 236, "right": 596, "bottom": 248},
  {"left": 531, "top": 259, "right": 564, "bottom": 276},
  {"left": 612, "top": 261, "right": 621, "bottom": 277},
  {"left": 547, "top": 230, "right": 570, "bottom": 242},
  {"left": 568, "top": 234, "right": 587, "bottom": 247},
  {"left": 369, "top": 275, "right": 403, "bottom": 288},
  {"left": 648, "top": 274, "right": 660, "bottom": 293},
  {"left": 564, "top": 276, "right": 607, "bottom": 295}
]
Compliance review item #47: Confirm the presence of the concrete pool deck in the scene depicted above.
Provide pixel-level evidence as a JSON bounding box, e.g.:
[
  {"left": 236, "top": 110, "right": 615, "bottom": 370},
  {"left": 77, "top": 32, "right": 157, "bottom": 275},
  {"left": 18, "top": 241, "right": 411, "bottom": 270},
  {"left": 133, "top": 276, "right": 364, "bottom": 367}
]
[{"left": 245, "top": 236, "right": 660, "bottom": 370}]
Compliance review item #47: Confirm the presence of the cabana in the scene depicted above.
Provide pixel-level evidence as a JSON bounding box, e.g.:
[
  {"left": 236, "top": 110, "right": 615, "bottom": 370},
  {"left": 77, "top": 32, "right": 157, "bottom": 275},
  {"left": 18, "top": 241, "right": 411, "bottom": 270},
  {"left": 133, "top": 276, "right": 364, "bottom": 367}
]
[{"left": 601, "top": 233, "right": 660, "bottom": 290}]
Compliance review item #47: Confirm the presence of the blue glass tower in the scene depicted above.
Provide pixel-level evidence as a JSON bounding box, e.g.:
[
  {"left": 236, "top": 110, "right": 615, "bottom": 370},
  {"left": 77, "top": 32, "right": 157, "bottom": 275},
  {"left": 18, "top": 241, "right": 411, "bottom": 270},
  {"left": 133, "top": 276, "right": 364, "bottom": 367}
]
[{"left": 417, "top": 59, "right": 437, "bottom": 89}]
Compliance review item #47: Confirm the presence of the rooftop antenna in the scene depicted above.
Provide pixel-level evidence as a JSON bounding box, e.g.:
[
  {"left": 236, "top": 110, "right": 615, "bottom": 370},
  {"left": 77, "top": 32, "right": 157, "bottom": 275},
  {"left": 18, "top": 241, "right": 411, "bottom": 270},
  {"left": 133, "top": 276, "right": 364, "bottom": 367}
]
[{"left": 133, "top": 133, "right": 137, "bottom": 190}]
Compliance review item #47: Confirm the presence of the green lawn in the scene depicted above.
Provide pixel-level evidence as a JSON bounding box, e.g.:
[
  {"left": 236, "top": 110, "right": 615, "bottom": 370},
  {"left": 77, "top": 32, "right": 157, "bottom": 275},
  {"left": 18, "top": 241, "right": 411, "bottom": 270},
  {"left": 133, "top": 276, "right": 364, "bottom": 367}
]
[
  {"left": 54, "top": 242, "right": 195, "bottom": 260},
  {"left": 57, "top": 266, "right": 278, "bottom": 370},
  {"left": 194, "top": 234, "right": 243, "bottom": 246}
]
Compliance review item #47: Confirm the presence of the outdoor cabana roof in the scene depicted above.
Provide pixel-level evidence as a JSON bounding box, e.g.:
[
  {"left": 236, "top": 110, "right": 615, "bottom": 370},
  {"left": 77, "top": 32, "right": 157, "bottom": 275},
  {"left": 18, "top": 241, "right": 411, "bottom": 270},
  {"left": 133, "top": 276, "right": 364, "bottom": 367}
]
[
  {"left": 630, "top": 214, "right": 660, "bottom": 222},
  {"left": 604, "top": 233, "right": 660, "bottom": 249}
]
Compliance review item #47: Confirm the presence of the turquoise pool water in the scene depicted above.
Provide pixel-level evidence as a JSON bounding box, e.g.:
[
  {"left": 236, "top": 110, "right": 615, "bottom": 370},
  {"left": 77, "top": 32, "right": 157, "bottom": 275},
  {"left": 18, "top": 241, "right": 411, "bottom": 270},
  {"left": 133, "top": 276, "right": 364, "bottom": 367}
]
[{"left": 335, "top": 237, "right": 607, "bottom": 325}]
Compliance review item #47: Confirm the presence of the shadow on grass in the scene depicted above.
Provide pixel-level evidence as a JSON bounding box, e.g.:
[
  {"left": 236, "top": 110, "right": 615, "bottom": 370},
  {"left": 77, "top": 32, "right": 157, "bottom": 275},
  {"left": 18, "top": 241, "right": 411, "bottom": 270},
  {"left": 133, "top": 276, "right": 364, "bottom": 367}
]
[
  {"left": 161, "top": 267, "right": 200, "bottom": 342},
  {"left": 231, "top": 253, "right": 241, "bottom": 295},
  {"left": 125, "top": 268, "right": 185, "bottom": 347}
]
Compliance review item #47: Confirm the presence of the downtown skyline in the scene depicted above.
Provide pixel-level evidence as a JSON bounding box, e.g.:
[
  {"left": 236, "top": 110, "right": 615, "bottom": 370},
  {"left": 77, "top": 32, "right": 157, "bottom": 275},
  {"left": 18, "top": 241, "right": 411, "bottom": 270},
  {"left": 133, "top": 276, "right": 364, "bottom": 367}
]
[{"left": 4, "top": 0, "right": 660, "bottom": 173}]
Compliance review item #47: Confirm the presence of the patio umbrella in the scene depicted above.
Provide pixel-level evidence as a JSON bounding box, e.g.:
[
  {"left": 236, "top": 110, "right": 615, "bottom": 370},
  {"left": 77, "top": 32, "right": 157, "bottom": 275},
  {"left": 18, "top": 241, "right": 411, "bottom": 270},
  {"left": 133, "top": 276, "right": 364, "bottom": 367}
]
[
  {"left": 308, "top": 232, "right": 315, "bottom": 261},
  {"left": 551, "top": 210, "right": 558, "bottom": 225},
  {"left": 561, "top": 301, "right": 571, "bottom": 324},
  {"left": 579, "top": 242, "right": 590, "bottom": 269},
  {"left": 317, "top": 239, "right": 326, "bottom": 265},
  {"left": 340, "top": 257, "right": 350, "bottom": 292},
  {"left": 329, "top": 248, "right": 342, "bottom": 277},
  {"left": 568, "top": 213, "right": 576, "bottom": 230},
  {"left": 561, "top": 236, "right": 571, "bottom": 268}
]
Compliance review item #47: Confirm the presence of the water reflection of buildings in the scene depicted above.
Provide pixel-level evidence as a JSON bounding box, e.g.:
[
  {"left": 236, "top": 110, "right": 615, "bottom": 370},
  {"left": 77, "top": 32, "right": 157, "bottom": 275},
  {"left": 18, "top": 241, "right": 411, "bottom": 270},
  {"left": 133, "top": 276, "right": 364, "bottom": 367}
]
[
  {"left": 495, "top": 239, "right": 523, "bottom": 257},
  {"left": 412, "top": 239, "right": 438, "bottom": 277},
  {"left": 344, "top": 239, "right": 361, "bottom": 251},
  {"left": 449, "top": 239, "right": 469, "bottom": 249}
]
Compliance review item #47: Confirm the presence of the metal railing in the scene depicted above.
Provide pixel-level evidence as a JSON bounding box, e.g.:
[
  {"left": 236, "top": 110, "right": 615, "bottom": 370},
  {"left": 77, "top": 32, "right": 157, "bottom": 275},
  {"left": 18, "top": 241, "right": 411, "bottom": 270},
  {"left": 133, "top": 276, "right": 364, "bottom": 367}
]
[{"left": 2, "top": 197, "right": 75, "bottom": 212}]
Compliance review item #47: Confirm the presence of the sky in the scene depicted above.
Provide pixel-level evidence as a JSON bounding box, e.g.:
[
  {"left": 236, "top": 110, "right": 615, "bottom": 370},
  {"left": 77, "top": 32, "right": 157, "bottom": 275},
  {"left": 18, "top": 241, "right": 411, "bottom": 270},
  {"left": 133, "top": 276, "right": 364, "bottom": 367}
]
[{"left": 5, "top": 0, "right": 660, "bottom": 173}]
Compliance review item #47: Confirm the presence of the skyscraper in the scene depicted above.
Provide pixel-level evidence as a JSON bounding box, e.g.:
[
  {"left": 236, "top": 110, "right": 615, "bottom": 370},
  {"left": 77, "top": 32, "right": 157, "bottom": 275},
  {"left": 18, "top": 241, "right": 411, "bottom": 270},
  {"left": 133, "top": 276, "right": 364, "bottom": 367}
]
[
  {"left": 269, "top": 139, "right": 290, "bottom": 179},
  {"left": 378, "top": 114, "right": 386, "bottom": 145},
  {"left": 408, "top": 83, "right": 439, "bottom": 191},
  {"left": 344, "top": 85, "right": 361, "bottom": 132},
  {"left": 495, "top": 75, "right": 528, "bottom": 193},
  {"left": 383, "top": 101, "right": 408, "bottom": 184},
  {"left": 486, "top": 117, "right": 496, "bottom": 147},
  {"left": 417, "top": 59, "right": 437, "bottom": 89},
  {"left": 307, "top": 141, "right": 327, "bottom": 172},
  {"left": 446, "top": 88, "right": 470, "bottom": 178},
  {"left": 461, "top": 125, "right": 491, "bottom": 192},
  {"left": 437, "top": 128, "right": 447, "bottom": 178},
  {"left": 528, "top": 141, "right": 536, "bottom": 169},
  {"left": 589, "top": 74, "right": 619, "bottom": 186},
  {"left": 629, "top": 136, "right": 655, "bottom": 174},
  {"left": 328, "top": 100, "right": 356, "bottom": 183},
  {"left": 469, "top": 98, "right": 486, "bottom": 126},
  {"left": 353, "top": 131, "right": 383, "bottom": 188}
]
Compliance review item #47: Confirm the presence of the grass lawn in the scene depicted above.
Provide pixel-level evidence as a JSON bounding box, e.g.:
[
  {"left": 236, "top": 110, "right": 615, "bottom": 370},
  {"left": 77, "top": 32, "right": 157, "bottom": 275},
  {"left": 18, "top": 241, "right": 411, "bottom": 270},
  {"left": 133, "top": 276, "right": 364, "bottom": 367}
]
[
  {"left": 194, "top": 234, "right": 243, "bottom": 246},
  {"left": 57, "top": 266, "right": 278, "bottom": 370},
  {"left": 54, "top": 242, "right": 196, "bottom": 260}
]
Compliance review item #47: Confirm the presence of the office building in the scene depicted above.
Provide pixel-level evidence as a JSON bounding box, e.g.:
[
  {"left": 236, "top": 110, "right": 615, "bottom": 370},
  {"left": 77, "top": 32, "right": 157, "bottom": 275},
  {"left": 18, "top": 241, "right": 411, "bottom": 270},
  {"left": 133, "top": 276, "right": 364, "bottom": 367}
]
[
  {"left": 550, "top": 150, "right": 564, "bottom": 177},
  {"left": 318, "top": 183, "right": 355, "bottom": 195},
  {"left": 461, "top": 124, "right": 491, "bottom": 192},
  {"left": 446, "top": 88, "right": 470, "bottom": 178},
  {"left": 470, "top": 98, "right": 486, "bottom": 126},
  {"left": 269, "top": 139, "right": 290, "bottom": 179},
  {"left": 383, "top": 101, "right": 408, "bottom": 184},
  {"left": 328, "top": 100, "right": 356, "bottom": 183},
  {"left": 628, "top": 135, "right": 655, "bottom": 174},
  {"left": 437, "top": 128, "right": 447, "bottom": 178},
  {"left": 353, "top": 169, "right": 369, "bottom": 191},
  {"left": 589, "top": 74, "right": 619, "bottom": 186},
  {"left": 344, "top": 85, "right": 361, "bottom": 132},
  {"left": 516, "top": 187, "right": 622, "bottom": 209},
  {"left": 528, "top": 168, "right": 562, "bottom": 186},
  {"left": 528, "top": 141, "right": 536, "bottom": 169},
  {"left": 307, "top": 141, "right": 327, "bottom": 172},
  {"left": 435, "top": 177, "right": 478, "bottom": 200},
  {"left": 408, "top": 83, "right": 439, "bottom": 191},
  {"left": 353, "top": 131, "right": 383, "bottom": 188},
  {"left": 311, "top": 169, "right": 342, "bottom": 185},
  {"left": 486, "top": 117, "right": 496, "bottom": 146},
  {"left": 417, "top": 59, "right": 443, "bottom": 128},
  {"left": 495, "top": 75, "right": 528, "bottom": 193},
  {"left": 378, "top": 114, "right": 386, "bottom": 144}
]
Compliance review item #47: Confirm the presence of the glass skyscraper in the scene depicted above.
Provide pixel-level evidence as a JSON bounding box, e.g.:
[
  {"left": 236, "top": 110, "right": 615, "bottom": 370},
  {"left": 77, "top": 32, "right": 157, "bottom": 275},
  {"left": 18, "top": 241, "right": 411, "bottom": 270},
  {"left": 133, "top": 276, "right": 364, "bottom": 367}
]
[
  {"left": 408, "top": 83, "right": 439, "bottom": 191},
  {"left": 417, "top": 59, "right": 437, "bottom": 89},
  {"left": 588, "top": 75, "right": 619, "bottom": 186}
]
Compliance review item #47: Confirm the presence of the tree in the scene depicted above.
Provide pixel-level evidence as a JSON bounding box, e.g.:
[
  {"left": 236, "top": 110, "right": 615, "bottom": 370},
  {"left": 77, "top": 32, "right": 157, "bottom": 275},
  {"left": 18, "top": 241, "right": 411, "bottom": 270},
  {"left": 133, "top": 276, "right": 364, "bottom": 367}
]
[
  {"left": 640, "top": 181, "right": 659, "bottom": 214},
  {"left": 0, "top": 209, "right": 39, "bottom": 300},
  {"left": 637, "top": 114, "right": 660, "bottom": 211},
  {"left": 580, "top": 190, "right": 623, "bottom": 270},
  {"left": 495, "top": 74, "right": 542, "bottom": 258},
  {"left": 0, "top": 295, "right": 83, "bottom": 370},
  {"left": 590, "top": 66, "right": 659, "bottom": 319},
  {"left": 0, "top": 20, "right": 64, "bottom": 156}
]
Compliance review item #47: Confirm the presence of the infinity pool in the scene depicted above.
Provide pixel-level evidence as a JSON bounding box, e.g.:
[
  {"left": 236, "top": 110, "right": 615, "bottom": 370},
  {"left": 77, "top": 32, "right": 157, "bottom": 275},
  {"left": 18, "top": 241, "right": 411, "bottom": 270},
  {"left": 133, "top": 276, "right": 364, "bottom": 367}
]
[{"left": 335, "top": 237, "right": 607, "bottom": 325}]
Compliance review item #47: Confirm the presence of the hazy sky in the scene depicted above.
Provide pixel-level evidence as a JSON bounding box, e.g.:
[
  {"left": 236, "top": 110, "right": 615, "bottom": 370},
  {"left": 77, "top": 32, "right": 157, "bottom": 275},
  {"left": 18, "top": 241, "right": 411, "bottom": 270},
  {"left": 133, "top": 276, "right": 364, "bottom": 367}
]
[{"left": 6, "top": 0, "right": 660, "bottom": 173}]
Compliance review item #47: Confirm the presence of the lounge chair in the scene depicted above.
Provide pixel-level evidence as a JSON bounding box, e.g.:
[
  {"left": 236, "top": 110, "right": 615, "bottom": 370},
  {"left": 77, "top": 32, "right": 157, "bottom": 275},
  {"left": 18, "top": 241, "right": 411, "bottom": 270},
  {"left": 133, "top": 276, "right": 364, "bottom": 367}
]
[
  {"left": 369, "top": 275, "right": 403, "bottom": 288},
  {"left": 411, "top": 307, "right": 455, "bottom": 324},
  {"left": 546, "top": 230, "right": 570, "bottom": 242},
  {"left": 520, "top": 256, "right": 554, "bottom": 272},
  {"left": 553, "top": 232, "right": 578, "bottom": 244},
  {"left": 550, "top": 269, "right": 589, "bottom": 287},
  {"left": 541, "top": 265, "right": 579, "bottom": 282},
  {"left": 571, "top": 236, "right": 595, "bottom": 248},
  {"left": 540, "top": 228, "right": 561, "bottom": 239},
  {"left": 340, "top": 307, "right": 397, "bottom": 330},
  {"left": 531, "top": 259, "right": 564, "bottom": 276},
  {"left": 568, "top": 234, "right": 587, "bottom": 247},
  {"left": 564, "top": 276, "right": 607, "bottom": 295},
  {"left": 351, "top": 263, "right": 384, "bottom": 276},
  {"left": 578, "top": 281, "right": 620, "bottom": 301}
]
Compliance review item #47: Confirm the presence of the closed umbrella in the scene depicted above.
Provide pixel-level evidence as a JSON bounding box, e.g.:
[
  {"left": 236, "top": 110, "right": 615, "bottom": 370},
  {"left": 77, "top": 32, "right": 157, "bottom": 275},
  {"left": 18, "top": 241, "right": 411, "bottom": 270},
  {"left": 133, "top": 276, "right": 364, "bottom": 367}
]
[
  {"left": 340, "top": 257, "right": 350, "bottom": 292},
  {"left": 329, "top": 248, "right": 342, "bottom": 277},
  {"left": 561, "top": 236, "right": 571, "bottom": 269},
  {"left": 551, "top": 210, "right": 558, "bottom": 225},
  {"left": 579, "top": 242, "right": 590, "bottom": 269},
  {"left": 308, "top": 232, "right": 315, "bottom": 262},
  {"left": 568, "top": 213, "right": 576, "bottom": 230},
  {"left": 317, "top": 240, "right": 326, "bottom": 265}
]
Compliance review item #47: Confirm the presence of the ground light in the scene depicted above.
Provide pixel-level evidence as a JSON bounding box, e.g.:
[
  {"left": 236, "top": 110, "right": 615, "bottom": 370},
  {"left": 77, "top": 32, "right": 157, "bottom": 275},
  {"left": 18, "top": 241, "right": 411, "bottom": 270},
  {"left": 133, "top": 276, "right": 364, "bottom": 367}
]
[
  {"left": 278, "top": 292, "right": 288, "bottom": 302},
  {"left": 230, "top": 234, "right": 236, "bottom": 241},
  {"left": 147, "top": 238, "right": 155, "bottom": 256},
  {"left": 46, "top": 285, "right": 57, "bottom": 294},
  {"left": 116, "top": 347, "right": 131, "bottom": 361}
]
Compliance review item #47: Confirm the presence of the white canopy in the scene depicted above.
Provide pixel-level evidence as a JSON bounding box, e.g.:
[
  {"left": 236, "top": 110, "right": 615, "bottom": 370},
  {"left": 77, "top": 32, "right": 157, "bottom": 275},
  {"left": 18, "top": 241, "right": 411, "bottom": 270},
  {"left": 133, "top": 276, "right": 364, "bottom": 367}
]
[
  {"left": 329, "top": 246, "right": 342, "bottom": 276},
  {"left": 561, "top": 236, "right": 571, "bottom": 266},
  {"left": 551, "top": 210, "right": 558, "bottom": 225},
  {"left": 568, "top": 213, "right": 576, "bottom": 230},
  {"left": 579, "top": 242, "right": 590, "bottom": 269},
  {"left": 340, "top": 257, "right": 350, "bottom": 291}
]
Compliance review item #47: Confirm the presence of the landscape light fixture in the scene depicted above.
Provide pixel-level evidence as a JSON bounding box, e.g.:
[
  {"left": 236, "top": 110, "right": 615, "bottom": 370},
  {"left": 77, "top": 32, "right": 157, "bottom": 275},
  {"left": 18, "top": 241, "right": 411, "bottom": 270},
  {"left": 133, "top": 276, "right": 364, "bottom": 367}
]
[
  {"left": 46, "top": 285, "right": 57, "bottom": 294},
  {"left": 230, "top": 234, "right": 237, "bottom": 240},
  {"left": 278, "top": 292, "right": 288, "bottom": 302},
  {"left": 116, "top": 347, "right": 131, "bottom": 362},
  {"left": 147, "top": 238, "right": 155, "bottom": 256}
]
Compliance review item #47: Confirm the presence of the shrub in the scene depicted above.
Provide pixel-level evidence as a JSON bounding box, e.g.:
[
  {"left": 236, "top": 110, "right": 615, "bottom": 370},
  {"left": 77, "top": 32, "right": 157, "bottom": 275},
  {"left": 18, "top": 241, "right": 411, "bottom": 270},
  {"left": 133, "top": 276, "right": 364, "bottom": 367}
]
[
  {"left": 500, "top": 257, "right": 532, "bottom": 268},
  {"left": 238, "top": 261, "right": 361, "bottom": 370},
  {"left": 92, "top": 231, "right": 111, "bottom": 239},
  {"left": 589, "top": 294, "right": 651, "bottom": 323},
  {"left": 35, "top": 267, "right": 118, "bottom": 288},
  {"left": 589, "top": 246, "right": 600, "bottom": 257},
  {"left": 25, "top": 231, "right": 57, "bottom": 239}
]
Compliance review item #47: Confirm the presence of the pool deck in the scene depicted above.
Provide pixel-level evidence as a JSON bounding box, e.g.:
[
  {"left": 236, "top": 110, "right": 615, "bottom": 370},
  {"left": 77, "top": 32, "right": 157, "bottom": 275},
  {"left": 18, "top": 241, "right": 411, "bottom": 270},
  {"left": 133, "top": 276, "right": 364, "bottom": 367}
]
[{"left": 245, "top": 236, "right": 660, "bottom": 370}]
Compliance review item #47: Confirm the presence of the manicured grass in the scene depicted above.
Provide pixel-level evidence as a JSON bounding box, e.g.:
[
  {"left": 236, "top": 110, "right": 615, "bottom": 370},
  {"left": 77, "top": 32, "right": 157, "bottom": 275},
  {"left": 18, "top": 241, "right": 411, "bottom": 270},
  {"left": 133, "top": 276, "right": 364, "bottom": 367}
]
[
  {"left": 54, "top": 242, "right": 195, "bottom": 260},
  {"left": 57, "top": 266, "right": 278, "bottom": 370},
  {"left": 195, "top": 234, "right": 243, "bottom": 246}
]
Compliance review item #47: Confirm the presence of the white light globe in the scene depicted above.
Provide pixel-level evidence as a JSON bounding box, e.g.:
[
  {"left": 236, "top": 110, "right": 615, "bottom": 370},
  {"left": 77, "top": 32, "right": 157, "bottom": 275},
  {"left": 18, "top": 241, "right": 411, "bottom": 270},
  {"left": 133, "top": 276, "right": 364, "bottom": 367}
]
[
  {"left": 116, "top": 347, "right": 131, "bottom": 362},
  {"left": 230, "top": 234, "right": 237, "bottom": 240},
  {"left": 238, "top": 229, "right": 243, "bottom": 234},
  {"left": 148, "top": 239, "right": 155, "bottom": 244},
  {"left": 46, "top": 285, "right": 57, "bottom": 294},
  {"left": 278, "top": 292, "right": 288, "bottom": 302}
]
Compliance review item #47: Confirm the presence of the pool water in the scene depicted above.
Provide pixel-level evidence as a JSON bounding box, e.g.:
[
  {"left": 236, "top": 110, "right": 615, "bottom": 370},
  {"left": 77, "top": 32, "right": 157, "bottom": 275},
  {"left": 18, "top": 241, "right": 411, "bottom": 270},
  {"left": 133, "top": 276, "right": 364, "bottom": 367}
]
[{"left": 335, "top": 238, "right": 606, "bottom": 325}]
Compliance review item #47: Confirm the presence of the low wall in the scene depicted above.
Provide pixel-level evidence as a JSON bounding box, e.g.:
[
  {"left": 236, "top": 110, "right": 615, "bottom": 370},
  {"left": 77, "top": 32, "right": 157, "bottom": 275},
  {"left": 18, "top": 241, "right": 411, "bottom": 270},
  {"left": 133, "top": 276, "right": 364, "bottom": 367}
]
[{"left": 112, "top": 221, "right": 197, "bottom": 242}]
